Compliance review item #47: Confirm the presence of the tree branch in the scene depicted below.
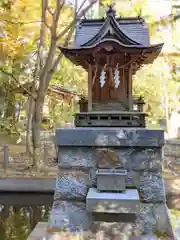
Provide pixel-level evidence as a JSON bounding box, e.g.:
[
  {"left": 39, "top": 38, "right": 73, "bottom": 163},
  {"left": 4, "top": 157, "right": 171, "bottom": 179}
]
[
  {"left": 55, "top": 0, "right": 65, "bottom": 22},
  {"left": 4, "top": 20, "right": 41, "bottom": 25},
  {"left": 77, "top": 0, "right": 87, "bottom": 13},
  {"left": 37, "top": 0, "right": 98, "bottom": 93},
  {"left": 77, "top": 0, "right": 97, "bottom": 17},
  {"left": 51, "top": 24, "right": 75, "bottom": 76},
  {"left": 56, "top": 19, "right": 75, "bottom": 40},
  {"left": 38, "top": 0, "right": 48, "bottom": 71},
  {"left": 0, "top": 69, "right": 35, "bottom": 99},
  {"left": 47, "top": 6, "right": 54, "bottom": 17},
  {"left": 56, "top": 0, "right": 97, "bottom": 40},
  {"left": 50, "top": 0, "right": 79, "bottom": 72},
  {"left": 44, "top": 0, "right": 88, "bottom": 89},
  {"left": 50, "top": 0, "right": 65, "bottom": 38}
]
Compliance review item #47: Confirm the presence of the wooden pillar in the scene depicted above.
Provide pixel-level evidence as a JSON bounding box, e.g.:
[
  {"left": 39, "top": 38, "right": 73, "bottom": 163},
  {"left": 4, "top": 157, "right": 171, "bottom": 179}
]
[
  {"left": 122, "top": 67, "right": 125, "bottom": 100},
  {"left": 88, "top": 64, "right": 92, "bottom": 111},
  {"left": 122, "top": 53, "right": 126, "bottom": 101},
  {"left": 128, "top": 64, "right": 133, "bottom": 110}
]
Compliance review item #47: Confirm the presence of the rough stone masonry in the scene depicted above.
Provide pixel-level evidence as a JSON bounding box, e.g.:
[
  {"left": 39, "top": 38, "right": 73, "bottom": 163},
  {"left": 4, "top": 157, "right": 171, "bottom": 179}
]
[{"left": 46, "top": 128, "right": 177, "bottom": 240}]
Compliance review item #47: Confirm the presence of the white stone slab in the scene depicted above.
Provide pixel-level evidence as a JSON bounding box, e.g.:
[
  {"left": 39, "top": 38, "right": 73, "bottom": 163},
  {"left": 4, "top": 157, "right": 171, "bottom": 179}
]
[
  {"left": 87, "top": 188, "right": 139, "bottom": 200},
  {"left": 27, "top": 222, "right": 47, "bottom": 240},
  {"left": 86, "top": 188, "right": 140, "bottom": 214},
  {"left": 27, "top": 222, "right": 63, "bottom": 240}
]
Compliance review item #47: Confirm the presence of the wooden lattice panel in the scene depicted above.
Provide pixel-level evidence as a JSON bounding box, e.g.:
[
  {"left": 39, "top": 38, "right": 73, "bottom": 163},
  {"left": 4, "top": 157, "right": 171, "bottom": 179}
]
[{"left": 74, "top": 112, "right": 146, "bottom": 128}]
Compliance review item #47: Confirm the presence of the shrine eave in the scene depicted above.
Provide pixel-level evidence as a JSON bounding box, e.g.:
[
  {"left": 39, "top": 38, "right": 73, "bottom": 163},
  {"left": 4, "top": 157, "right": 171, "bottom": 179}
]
[
  {"left": 58, "top": 39, "right": 163, "bottom": 70},
  {"left": 59, "top": 39, "right": 163, "bottom": 52}
]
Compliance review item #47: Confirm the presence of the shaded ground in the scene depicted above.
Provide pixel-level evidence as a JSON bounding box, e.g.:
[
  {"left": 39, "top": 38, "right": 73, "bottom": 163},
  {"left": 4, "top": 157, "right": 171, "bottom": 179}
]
[{"left": 0, "top": 133, "right": 57, "bottom": 179}]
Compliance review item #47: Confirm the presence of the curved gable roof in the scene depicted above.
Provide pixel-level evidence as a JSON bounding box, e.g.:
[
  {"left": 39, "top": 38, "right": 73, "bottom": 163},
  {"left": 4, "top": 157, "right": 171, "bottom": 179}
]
[
  {"left": 81, "top": 13, "right": 141, "bottom": 47},
  {"left": 59, "top": 7, "right": 163, "bottom": 71},
  {"left": 75, "top": 13, "right": 150, "bottom": 47}
]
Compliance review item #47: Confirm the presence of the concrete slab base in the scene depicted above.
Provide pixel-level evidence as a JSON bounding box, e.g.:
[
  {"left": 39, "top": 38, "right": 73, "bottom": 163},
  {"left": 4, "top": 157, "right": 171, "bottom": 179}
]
[{"left": 86, "top": 188, "right": 140, "bottom": 213}]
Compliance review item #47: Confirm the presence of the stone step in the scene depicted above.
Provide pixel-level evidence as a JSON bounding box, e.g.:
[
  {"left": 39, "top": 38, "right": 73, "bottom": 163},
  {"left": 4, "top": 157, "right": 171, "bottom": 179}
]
[
  {"left": 86, "top": 188, "right": 140, "bottom": 214},
  {"left": 88, "top": 221, "right": 142, "bottom": 240},
  {"left": 28, "top": 221, "right": 159, "bottom": 240}
]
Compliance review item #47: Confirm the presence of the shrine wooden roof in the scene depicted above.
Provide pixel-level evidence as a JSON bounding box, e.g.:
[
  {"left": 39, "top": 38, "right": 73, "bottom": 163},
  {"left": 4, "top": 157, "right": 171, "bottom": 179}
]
[
  {"left": 59, "top": 6, "right": 164, "bottom": 71},
  {"left": 75, "top": 16, "right": 149, "bottom": 47}
]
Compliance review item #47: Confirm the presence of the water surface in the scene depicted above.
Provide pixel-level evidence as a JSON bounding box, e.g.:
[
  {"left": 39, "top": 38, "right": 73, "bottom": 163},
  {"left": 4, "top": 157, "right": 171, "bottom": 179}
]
[{"left": 0, "top": 193, "right": 53, "bottom": 240}]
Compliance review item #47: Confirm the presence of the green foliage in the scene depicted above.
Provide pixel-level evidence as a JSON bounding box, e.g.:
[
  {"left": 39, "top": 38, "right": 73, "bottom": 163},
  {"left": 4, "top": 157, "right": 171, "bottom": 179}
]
[
  {"left": 53, "top": 57, "right": 87, "bottom": 95},
  {"left": 0, "top": 0, "right": 40, "bottom": 60},
  {"left": 171, "top": 209, "right": 180, "bottom": 228},
  {"left": 134, "top": 57, "right": 180, "bottom": 125},
  {"left": 0, "top": 206, "right": 31, "bottom": 239}
]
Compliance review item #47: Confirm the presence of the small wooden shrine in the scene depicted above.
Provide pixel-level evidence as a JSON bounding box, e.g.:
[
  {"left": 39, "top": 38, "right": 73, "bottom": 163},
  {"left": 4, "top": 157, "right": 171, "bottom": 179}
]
[{"left": 59, "top": 6, "right": 163, "bottom": 127}]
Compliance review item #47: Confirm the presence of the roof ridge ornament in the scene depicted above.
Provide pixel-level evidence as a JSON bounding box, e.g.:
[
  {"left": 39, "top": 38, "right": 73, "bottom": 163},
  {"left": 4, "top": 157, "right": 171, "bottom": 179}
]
[{"left": 106, "top": 5, "right": 116, "bottom": 18}]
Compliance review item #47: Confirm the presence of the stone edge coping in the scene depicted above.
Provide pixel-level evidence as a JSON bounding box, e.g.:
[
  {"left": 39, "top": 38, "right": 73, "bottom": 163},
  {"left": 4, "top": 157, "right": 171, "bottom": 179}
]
[
  {"left": 55, "top": 128, "right": 164, "bottom": 147},
  {"left": 0, "top": 179, "right": 55, "bottom": 193},
  {"left": 27, "top": 222, "right": 47, "bottom": 240},
  {"left": 165, "top": 138, "right": 180, "bottom": 145}
]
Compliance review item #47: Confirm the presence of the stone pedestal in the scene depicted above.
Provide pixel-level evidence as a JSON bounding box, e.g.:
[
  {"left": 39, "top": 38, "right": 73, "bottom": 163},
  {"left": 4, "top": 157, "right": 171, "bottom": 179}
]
[{"left": 47, "top": 128, "right": 176, "bottom": 239}]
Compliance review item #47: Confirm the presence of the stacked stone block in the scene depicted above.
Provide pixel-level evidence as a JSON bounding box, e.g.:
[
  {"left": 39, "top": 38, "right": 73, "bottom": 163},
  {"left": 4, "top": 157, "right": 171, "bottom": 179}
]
[{"left": 47, "top": 128, "right": 176, "bottom": 239}]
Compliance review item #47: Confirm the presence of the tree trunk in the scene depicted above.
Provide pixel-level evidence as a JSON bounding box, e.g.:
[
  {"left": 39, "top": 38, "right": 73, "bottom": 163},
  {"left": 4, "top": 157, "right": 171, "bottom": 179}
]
[
  {"left": 31, "top": 95, "right": 45, "bottom": 169},
  {"left": 161, "top": 75, "right": 170, "bottom": 136},
  {"left": 26, "top": 96, "right": 34, "bottom": 158}
]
